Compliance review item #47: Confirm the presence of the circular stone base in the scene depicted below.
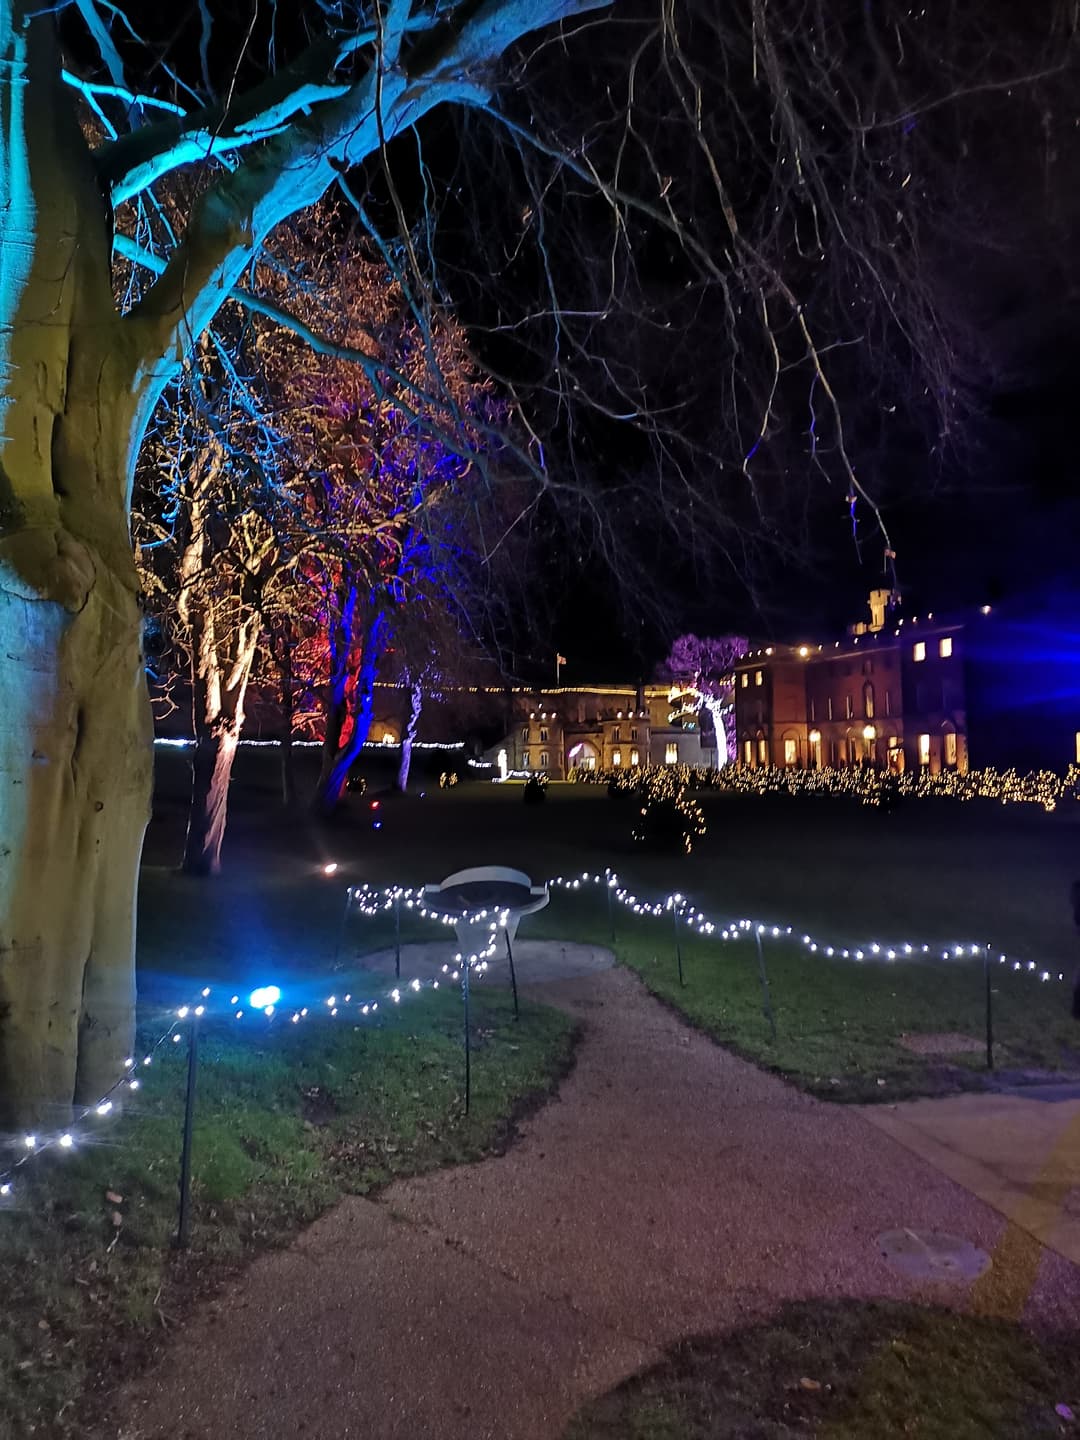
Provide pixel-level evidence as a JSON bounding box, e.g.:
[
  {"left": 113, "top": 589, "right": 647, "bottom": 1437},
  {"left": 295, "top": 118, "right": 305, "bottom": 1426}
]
[
  {"left": 877, "top": 1229, "right": 991, "bottom": 1283},
  {"left": 355, "top": 939, "right": 615, "bottom": 985}
]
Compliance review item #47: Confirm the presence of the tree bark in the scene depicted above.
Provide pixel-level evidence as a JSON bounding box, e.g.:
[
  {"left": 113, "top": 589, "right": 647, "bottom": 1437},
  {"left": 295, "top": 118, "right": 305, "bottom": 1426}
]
[
  {"left": 397, "top": 679, "right": 424, "bottom": 792},
  {"left": 177, "top": 466, "right": 261, "bottom": 877},
  {"left": 314, "top": 606, "right": 386, "bottom": 814},
  {"left": 279, "top": 647, "right": 296, "bottom": 809},
  {"left": 0, "top": 560, "right": 151, "bottom": 1126},
  {"left": 0, "top": 14, "right": 150, "bottom": 1125}
]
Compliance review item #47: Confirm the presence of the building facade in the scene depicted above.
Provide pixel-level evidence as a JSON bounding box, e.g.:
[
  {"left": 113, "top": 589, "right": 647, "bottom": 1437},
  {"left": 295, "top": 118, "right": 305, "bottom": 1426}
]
[
  {"left": 734, "top": 593, "right": 974, "bottom": 774},
  {"left": 504, "top": 683, "right": 718, "bottom": 780}
]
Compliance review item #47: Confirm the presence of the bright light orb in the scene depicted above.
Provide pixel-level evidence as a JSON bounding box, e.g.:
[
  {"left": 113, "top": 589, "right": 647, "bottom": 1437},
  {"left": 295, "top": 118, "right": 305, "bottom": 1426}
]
[
  {"left": 323, "top": 862, "right": 339, "bottom": 876},
  {"left": 249, "top": 985, "right": 282, "bottom": 1009}
]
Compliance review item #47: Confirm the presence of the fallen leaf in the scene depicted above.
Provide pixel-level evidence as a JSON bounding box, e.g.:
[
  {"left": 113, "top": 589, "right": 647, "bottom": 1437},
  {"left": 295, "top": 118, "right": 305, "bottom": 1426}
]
[{"left": 799, "top": 1377, "right": 822, "bottom": 1392}]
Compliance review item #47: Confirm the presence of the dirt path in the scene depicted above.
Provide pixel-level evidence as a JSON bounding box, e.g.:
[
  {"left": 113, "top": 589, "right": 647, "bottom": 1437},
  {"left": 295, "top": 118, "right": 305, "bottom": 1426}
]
[{"left": 106, "top": 968, "right": 1080, "bottom": 1440}]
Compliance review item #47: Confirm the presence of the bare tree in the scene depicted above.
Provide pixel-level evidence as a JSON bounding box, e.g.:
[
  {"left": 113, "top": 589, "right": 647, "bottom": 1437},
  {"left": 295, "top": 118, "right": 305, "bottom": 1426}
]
[
  {"left": 658, "top": 634, "right": 747, "bottom": 766},
  {"left": 136, "top": 336, "right": 294, "bottom": 876}
]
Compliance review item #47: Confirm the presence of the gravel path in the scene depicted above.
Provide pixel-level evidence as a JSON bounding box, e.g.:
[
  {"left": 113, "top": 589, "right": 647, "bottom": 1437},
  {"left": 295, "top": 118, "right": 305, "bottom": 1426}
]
[{"left": 106, "top": 967, "right": 1080, "bottom": 1440}]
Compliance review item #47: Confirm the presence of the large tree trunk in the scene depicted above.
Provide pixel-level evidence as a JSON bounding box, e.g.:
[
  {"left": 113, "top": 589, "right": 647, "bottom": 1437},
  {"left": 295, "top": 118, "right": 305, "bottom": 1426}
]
[
  {"left": 397, "top": 679, "right": 424, "bottom": 792},
  {"left": 0, "top": 15, "right": 151, "bottom": 1125},
  {"left": 0, "top": 562, "right": 150, "bottom": 1127}
]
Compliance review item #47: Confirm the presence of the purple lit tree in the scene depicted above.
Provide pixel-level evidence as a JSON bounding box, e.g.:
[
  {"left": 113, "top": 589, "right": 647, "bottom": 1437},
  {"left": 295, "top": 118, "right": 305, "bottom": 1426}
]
[{"left": 659, "top": 635, "right": 747, "bottom": 767}]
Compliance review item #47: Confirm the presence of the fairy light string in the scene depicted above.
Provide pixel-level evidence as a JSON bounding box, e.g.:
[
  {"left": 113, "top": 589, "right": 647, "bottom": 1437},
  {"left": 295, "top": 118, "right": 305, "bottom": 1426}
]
[{"left": 0, "top": 872, "right": 1064, "bottom": 1201}]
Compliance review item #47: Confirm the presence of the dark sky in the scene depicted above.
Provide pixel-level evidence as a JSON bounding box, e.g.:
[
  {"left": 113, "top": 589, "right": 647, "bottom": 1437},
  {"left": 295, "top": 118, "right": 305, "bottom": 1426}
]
[{"left": 75, "top": 0, "right": 1080, "bottom": 682}]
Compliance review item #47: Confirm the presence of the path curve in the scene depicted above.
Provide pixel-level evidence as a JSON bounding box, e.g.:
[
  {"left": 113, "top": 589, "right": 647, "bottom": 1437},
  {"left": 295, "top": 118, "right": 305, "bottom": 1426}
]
[{"left": 105, "top": 968, "right": 1080, "bottom": 1440}]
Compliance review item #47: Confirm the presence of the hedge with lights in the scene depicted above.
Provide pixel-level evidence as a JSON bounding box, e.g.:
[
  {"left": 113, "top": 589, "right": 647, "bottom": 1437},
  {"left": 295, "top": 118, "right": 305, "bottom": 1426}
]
[{"left": 573, "top": 761, "right": 1080, "bottom": 813}]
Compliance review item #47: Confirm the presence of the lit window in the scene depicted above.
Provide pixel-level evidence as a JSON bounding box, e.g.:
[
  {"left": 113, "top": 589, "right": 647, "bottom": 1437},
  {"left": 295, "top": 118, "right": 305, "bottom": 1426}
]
[
  {"left": 757, "top": 737, "right": 768, "bottom": 764},
  {"left": 630, "top": 748, "right": 640, "bottom": 766},
  {"left": 1076, "top": 731, "right": 1080, "bottom": 765},
  {"left": 539, "top": 751, "right": 549, "bottom": 769},
  {"left": 827, "top": 697, "right": 834, "bottom": 721},
  {"left": 743, "top": 739, "right": 752, "bottom": 764},
  {"left": 863, "top": 684, "right": 874, "bottom": 719},
  {"left": 845, "top": 694, "right": 853, "bottom": 719},
  {"left": 918, "top": 733, "right": 930, "bottom": 766},
  {"left": 539, "top": 727, "right": 548, "bottom": 743},
  {"left": 754, "top": 670, "right": 763, "bottom": 686},
  {"left": 783, "top": 738, "right": 797, "bottom": 765},
  {"left": 612, "top": 750, "right": 622, "bottom": 768},
  {"left": 913, "top": 641, "right": 926, "bottom": 662},
  {"left": 939, "top": 636, "right": 953, "bottom": 658},
  {"left": 944, "top": 732, "right": 957, "bottom": 768},
  {"left": 612, "top": 726, "right": 621, "bottom": 742},
  {"left": 885, "top": 690, "right": 892, "bottom": 716},
  {"left": 740, "top": 673, "right": 749, "bottom": 688},
  {"left": 809, "top": 697, "right": 816, "bottom": 722},
  {"left": 630, "top": 727, "right": 638, "bottom": 741},
  {"left": 521, "top": 727, "right": 529, "bottom": 743},
  {"left": 665, "top": 742, "right": 678, "bottom": 764},
  {"left": 523, "top": 752, "right": 531, "bottom": 769}
]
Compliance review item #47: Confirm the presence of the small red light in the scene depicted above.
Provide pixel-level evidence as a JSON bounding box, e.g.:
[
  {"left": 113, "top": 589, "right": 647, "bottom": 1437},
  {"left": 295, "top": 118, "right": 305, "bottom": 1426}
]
[{"left": 371, "top": 800, "right": 380, "bottom": 810}]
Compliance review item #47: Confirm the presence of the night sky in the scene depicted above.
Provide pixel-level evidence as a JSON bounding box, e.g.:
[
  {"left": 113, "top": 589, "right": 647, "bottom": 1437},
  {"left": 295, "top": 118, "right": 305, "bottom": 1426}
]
[{"left": 85, "top": 1, "right": 1080, "bottom": 682}]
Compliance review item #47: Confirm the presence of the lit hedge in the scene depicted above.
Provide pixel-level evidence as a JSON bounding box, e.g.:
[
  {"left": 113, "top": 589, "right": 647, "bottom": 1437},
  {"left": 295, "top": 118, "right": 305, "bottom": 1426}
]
[{"left": 570, "top": 761, "right": 1080, "bottom": 813}]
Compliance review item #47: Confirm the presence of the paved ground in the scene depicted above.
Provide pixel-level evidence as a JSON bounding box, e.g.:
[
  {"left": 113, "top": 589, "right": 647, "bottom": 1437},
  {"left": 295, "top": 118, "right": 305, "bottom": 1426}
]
[
  {"left": 105, "top": 963, "right": 1080, "bottom": 1440},
  {"left": 360, "top": 938, "right": 616, "bottom": 985},
  {"left": 862, "top": 1087, "right": 1080, "bottom": 1268}
]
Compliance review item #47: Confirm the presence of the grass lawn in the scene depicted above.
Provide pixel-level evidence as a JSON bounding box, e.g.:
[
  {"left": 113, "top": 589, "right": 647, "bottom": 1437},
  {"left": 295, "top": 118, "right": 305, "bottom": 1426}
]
[
  {"left": 528, "top": 887, "right": 1080, "bottom": 1102},
  {"left": 564, "top": 1300, "right": 1080, "bottom": 1439},
  {"left": 147, "top": 750, "right": 1080, "bottom": 1102},
  {"left": 149, "top": 746, "right": 1080, "bottom": 965},
  {"left": 0, "top": 886, "right": 575, "bottom": 1437}
]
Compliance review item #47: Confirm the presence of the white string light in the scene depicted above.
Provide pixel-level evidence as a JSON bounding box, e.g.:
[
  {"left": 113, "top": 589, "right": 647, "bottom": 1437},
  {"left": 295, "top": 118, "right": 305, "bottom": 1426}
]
[
  {"left": 548, "top": 870, "right": 1065, "bottom": 988},
  {"left": 3, "top": 869, "right": 1063, "bottom": 1205}
]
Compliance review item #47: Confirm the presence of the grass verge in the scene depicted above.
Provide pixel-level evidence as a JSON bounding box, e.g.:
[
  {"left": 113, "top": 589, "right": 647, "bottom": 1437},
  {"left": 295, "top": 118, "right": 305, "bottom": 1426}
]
[
  {"left": 534, "top": 890, "right": 1080, "bottom": 1102},
  {"left": 0, "top": 986, "right": 575, "bottom": 1438},
  {"left": 564, "top": 1299, "right": 1080, "bottom": 1440}
]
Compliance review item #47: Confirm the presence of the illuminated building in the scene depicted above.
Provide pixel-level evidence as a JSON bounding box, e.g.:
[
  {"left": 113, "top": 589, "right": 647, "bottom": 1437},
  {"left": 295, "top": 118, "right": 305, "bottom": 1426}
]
[{"left": 734, "top": 588, "right": 1080, "bottom": 774}]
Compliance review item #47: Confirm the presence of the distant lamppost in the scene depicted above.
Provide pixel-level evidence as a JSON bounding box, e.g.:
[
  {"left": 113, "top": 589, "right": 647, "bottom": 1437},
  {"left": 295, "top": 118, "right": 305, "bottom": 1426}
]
[{"left": 863, "top": 724, "right": 876, "bottom": 767}]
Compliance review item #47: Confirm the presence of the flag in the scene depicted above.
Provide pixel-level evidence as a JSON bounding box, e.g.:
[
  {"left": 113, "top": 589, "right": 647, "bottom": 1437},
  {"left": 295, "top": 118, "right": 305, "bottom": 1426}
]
[{"left": 556, "top": 653, "right": 567, "bottom": 666}]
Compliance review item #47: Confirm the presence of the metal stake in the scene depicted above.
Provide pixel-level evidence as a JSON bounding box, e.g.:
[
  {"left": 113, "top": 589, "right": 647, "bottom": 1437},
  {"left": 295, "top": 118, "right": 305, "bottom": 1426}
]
[
  {"left": 984, "top": 942, "right": 994, "bottom": 1070},
  {"left": 175, "top": 1014, "right": 200, "bottom": 1249},
  {"left": 673, "top": 904, "right": 685, "bottom": 987},
  {"left": 754, "top": 929, "right": 777, "bottom": 1043},
  {"left": 505, "top": 929, "right": 520, "bottom": 1020},
  {"left": 332, "top": 887, "right": 354, "bottom": 969},
  {"left": 462, "top": 959, "right": 472, "bottom": 1115},
  {"left": 394, "top": 892, "right": 401, "bottom": 980}
]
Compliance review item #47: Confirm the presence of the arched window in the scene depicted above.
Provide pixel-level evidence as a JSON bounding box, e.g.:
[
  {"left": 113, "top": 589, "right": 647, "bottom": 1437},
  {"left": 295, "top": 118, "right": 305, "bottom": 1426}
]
[{"left": 863, "top": 683, "right": 875, "bottom": 719}]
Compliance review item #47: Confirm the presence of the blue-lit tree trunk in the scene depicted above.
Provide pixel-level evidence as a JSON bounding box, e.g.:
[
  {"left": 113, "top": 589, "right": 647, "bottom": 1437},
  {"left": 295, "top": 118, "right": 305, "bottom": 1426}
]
[
  {"left": 315, "top": 602, "right": 387, "bottom": 813},
  {"left": 0, "top": 0, "right": 602, "bottom": 1123}
]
